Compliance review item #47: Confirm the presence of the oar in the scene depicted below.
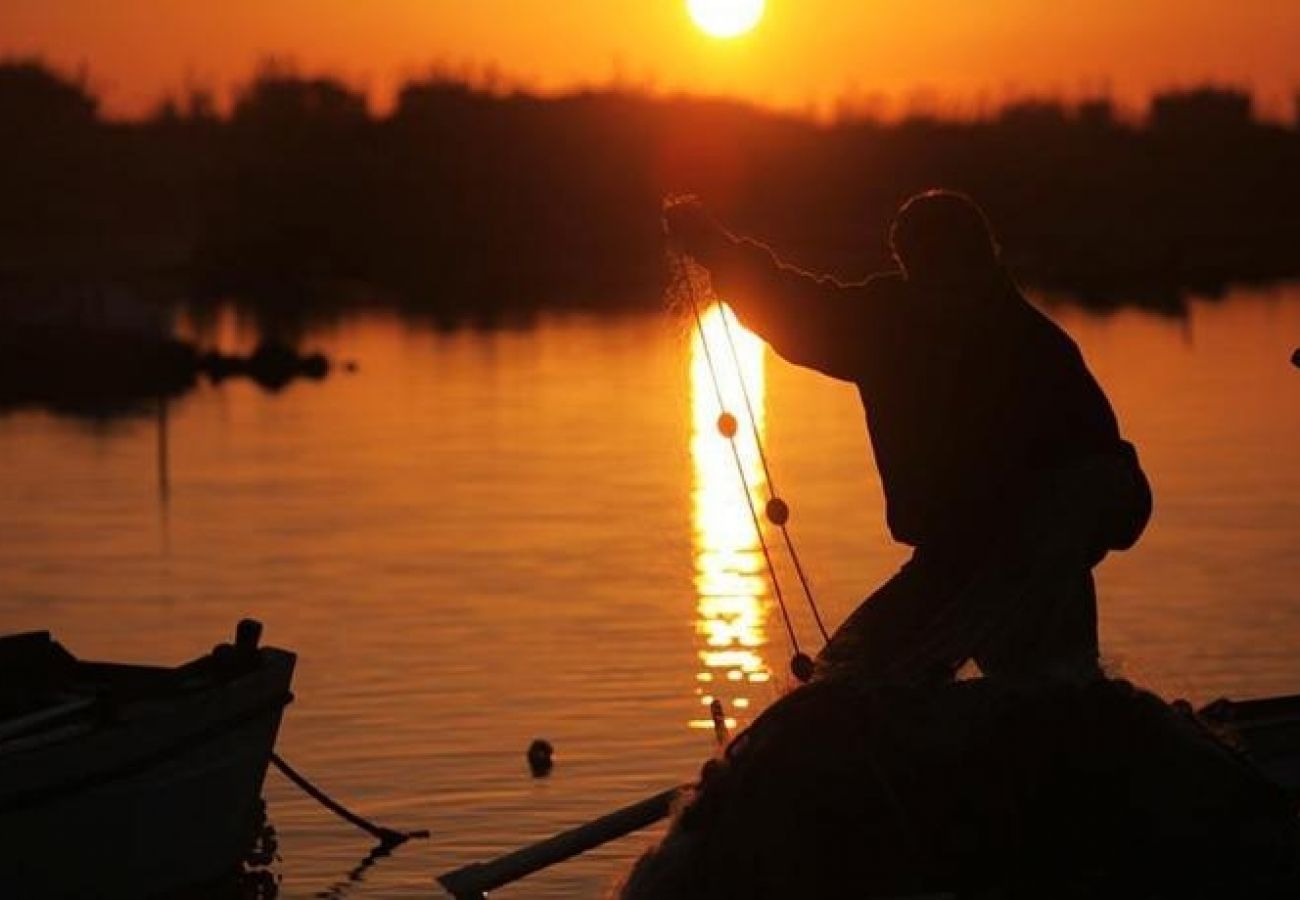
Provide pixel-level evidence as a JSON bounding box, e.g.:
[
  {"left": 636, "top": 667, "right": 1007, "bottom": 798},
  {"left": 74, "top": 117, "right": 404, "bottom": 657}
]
[{"left": 436, "top": 785, "right": 682, "bottom": 899}]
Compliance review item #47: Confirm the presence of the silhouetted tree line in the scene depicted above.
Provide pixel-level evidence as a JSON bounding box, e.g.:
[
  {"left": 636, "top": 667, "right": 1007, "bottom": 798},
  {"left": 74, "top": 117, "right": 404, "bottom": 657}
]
[{"left": 3, "top": 59, "right": 1298, "bottom": 317}]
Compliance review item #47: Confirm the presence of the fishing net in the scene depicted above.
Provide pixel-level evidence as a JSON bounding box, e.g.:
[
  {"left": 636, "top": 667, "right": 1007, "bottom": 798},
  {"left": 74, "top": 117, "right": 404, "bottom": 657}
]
[{"left": 614, "top": 676, "right": 1300, "bottom": 899}]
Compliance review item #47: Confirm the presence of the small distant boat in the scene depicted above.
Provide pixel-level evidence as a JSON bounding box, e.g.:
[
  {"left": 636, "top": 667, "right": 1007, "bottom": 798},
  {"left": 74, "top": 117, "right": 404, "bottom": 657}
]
[
  {"left": 0, "top": 620, "right": 295, "bottom": 899},
  {"left": 0, "top": 287, "right": 200, "bottom": 412},
  {"left": 0, "top": 284, "right": 335, "bottom": 414}
]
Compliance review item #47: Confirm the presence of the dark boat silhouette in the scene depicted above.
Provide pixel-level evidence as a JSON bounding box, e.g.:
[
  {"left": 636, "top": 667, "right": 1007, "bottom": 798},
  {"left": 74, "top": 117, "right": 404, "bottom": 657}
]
[
  {"left": 0, "top": 287, "right": 200, "bottom": 414},
  {"left": 0, "top": 286, "right": 333, "bottom": 415},
  {"left": 0, "top": 620, "right": 294, "bottom": 898},
  {"left": 441, "top": 680, "right": 1300, "bottom": 899}
]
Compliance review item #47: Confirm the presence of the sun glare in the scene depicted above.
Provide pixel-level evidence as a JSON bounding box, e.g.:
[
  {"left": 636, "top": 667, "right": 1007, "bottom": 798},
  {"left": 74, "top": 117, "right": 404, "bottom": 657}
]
[{"left": 688, "top": 0, "right": 765, "bottom": 39}]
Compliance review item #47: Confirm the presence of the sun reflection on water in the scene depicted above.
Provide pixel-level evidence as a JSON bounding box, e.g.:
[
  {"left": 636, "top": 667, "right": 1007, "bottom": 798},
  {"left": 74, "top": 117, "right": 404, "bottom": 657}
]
[{"left": 688, "top": 302, "right": 774, "bottom": 734}]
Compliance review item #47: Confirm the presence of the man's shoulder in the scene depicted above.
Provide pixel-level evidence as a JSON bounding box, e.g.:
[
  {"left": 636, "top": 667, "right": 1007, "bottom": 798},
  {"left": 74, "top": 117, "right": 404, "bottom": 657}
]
[
  {"left": 1009, "top": 287, "right": 1077, "bottom": 341},
  {"left": 850, "top": 270, "right": 909, "bottom": 302},
  {"left": 1003, "top": 287, "right": 1091, "bottom": 368}
]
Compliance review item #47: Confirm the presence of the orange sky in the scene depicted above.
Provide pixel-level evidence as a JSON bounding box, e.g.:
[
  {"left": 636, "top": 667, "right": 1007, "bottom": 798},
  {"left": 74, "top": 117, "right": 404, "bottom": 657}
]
[{"left": 3, "top": 0, "right": 1298, "bottom": 118}]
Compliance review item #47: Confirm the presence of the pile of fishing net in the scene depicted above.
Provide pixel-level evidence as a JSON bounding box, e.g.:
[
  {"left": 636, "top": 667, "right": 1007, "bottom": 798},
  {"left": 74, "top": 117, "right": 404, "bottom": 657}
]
[{"left": 616, "top": 677, "right": 1300, "bottom": 899}]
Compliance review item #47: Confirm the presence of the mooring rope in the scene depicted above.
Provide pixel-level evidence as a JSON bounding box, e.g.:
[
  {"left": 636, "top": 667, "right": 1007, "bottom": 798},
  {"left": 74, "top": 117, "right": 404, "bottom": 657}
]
[
  {"left": 270, "top": 752, "right": 429, "bottom": 848},
  {"left": 671, "top": 250, "right": 825, "bottom": 681}
]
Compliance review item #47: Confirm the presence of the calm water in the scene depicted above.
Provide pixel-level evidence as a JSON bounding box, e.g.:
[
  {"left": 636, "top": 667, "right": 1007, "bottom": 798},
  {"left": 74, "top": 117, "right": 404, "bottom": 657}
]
[{"left": 2, "top": 286, "right": 1299, "bottom": 898}]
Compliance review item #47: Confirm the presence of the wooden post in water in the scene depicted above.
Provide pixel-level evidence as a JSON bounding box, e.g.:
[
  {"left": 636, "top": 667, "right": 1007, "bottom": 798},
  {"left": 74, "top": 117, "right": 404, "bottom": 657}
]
[
  {"left": 157, "top": 394, "right": 170, "bottom": 505},
  {"left": 436, "top": 786, "right": 680, "bottom": 899},
  {"left": 710, "top": 698, "right": 729, "bottom": 746}
]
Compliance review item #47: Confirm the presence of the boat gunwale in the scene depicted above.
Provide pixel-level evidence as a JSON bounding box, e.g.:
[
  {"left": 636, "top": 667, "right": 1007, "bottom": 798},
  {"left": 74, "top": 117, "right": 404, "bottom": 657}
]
[{"left": 0, "top": 647, "right": 295, "bottom": 815}]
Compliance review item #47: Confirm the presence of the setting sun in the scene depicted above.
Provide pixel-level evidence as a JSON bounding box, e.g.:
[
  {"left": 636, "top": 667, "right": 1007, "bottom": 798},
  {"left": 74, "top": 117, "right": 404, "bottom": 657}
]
[{"left": 688, "top": 0, "right": 765, "bottom": 39}]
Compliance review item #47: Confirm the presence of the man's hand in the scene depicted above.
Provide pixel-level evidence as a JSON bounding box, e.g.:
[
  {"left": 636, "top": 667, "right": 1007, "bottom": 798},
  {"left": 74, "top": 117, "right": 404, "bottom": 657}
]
[{"left": 663, "top": 195, "right": 734, "bottom": 267}]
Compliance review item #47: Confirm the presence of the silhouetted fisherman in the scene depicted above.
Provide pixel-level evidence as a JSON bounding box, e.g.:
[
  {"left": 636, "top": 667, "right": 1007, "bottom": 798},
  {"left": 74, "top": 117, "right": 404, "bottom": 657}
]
[{"left": 666, "top": 190, "right": 1151, "bottom": 684}]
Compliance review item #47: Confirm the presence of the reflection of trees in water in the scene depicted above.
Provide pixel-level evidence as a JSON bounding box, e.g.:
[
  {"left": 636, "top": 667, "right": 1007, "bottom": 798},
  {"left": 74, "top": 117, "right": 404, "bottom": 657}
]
[{"left": 3, "top": 60, "right": 1298, "bottom": 317}]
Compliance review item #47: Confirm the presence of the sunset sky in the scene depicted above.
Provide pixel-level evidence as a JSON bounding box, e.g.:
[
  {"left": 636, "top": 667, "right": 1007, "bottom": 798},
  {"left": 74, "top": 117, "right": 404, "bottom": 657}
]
[{"left": 3, "top": 0, "right": 1299, "bottom": 118}]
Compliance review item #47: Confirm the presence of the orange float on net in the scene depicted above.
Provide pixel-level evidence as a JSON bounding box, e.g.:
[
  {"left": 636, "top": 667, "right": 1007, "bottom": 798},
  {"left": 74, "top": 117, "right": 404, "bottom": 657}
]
[
  {"left": 716, "top": 412, "right": 738, "bottom": 438},
  {"left": 765, "top": 497, "right": 789, "bottom": 526}
]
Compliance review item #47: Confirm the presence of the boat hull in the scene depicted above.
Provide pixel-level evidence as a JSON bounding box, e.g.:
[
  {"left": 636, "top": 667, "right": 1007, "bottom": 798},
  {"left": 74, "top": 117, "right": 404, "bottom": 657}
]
[{"left": 0, "top": 647, "right": 294, "bottom": 899}]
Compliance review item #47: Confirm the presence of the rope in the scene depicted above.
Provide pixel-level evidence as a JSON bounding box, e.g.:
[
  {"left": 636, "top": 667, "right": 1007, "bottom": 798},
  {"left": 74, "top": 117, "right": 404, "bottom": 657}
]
[
  {"left": 270, "top": 751, "right": 429, "bottom": 848},
  {"left": 714, "top": 300, "right": 831, "bottom": 642},
  {"left": 671, "top": 251, "right": 819, "bottom": 680},
  {"left": 678, "top": 257, "right": 802, "bottom": 653}
]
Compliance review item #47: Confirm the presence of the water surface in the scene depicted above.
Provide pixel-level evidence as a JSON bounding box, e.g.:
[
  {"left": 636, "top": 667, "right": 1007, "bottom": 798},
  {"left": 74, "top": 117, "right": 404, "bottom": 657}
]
[{"left": 1, "top": 286, "right": 1298, "bottom": 897}]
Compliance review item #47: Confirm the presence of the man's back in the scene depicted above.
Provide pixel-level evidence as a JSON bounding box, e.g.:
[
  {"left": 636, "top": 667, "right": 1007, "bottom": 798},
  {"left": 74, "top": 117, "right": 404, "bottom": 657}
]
[{"left": 842, "top": 273, "right": 1123, "bottom": 548}]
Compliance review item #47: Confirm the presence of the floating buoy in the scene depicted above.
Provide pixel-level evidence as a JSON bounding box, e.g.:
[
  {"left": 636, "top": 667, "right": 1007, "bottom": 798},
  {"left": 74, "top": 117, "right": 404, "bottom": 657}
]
[
  {"left": 527, "top": 739, "right": 554, "bottom": 777},
  {"left": 791, "top": 653, "right": 815, "bottom": 683},
  {"left": 765, "top": 497, "right": 790, "bottom": 526},
  {"left": 716, "top": 412, "right": 738, "bottom": 438}
]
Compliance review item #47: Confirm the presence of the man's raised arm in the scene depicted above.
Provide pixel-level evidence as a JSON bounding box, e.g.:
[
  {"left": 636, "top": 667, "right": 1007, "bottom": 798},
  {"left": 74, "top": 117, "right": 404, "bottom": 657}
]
[{"left": 664, "top": 198, "right": 885, "bottom": 381}]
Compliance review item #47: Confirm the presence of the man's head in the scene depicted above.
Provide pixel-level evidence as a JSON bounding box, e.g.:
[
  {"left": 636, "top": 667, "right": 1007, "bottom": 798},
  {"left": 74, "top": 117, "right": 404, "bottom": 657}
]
[{"left": 889, "top": 190, "right": 1001, "bottom": 287}]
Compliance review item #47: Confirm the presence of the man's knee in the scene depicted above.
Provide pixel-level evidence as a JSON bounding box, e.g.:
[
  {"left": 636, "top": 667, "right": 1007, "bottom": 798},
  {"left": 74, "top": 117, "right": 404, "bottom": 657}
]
[{"left": 815, "top": 553, "right": 966, "bottom": 681}]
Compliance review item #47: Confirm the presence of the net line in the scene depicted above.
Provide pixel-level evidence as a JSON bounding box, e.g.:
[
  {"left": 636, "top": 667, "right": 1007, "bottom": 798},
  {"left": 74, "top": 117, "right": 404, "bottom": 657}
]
[{"left": 670, "top": 250, "right": 829, "bottom": 677}]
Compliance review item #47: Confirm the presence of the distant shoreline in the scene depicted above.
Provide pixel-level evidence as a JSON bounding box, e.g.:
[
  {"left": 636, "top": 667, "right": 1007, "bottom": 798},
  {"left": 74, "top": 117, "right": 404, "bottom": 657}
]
[{"left": 3, "top": 61, "right": 1297, "bottom": 318}]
